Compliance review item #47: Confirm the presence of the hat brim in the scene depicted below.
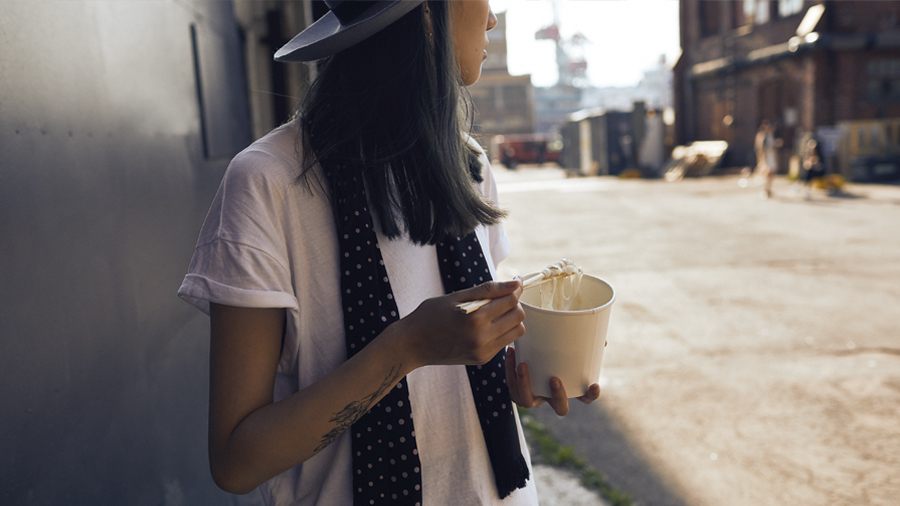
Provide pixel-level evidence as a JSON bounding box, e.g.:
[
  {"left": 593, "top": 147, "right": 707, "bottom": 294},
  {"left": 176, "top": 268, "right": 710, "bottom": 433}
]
[{"left": 275, "top": 1, "right": 425, "bottom": 62}]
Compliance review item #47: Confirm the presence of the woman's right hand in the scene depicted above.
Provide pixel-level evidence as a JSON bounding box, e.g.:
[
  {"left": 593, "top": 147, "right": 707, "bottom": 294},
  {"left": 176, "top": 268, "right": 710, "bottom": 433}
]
[{"left": 398, "top": 279, "right": 526, "bottom": 368}]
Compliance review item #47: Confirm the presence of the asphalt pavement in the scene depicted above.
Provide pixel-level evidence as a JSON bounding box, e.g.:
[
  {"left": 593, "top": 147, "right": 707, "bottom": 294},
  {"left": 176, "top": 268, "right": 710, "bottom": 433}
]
[{"left": 495, "top": 166, "right": 900, "bottom": 506}]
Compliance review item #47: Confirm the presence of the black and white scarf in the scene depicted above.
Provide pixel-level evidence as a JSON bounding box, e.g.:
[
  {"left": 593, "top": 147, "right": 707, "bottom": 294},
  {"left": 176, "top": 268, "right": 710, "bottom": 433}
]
[{"left": 329, "top": 171, "right": 529, "bottom": 505}]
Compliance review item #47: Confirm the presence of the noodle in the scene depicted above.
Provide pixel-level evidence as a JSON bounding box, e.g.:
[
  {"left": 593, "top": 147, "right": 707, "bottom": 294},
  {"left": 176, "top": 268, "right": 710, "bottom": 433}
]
[{"left": 536, "top": 259, "right": 583, "bottom": 311}]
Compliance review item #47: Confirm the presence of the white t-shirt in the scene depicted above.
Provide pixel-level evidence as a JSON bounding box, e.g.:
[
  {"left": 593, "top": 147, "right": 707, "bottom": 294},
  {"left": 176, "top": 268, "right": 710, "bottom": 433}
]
[{"left": 178, "top": 121, "right": 538, "bottom": 506}]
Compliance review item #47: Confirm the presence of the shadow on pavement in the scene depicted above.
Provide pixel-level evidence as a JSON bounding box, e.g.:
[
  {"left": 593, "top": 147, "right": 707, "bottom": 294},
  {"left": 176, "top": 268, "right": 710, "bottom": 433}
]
[
  {"left": 530, "top": 403, "right": 691, "bottom": 506},
  {"left": 826, "top": 189, "right": 865, "bottom": 199}
]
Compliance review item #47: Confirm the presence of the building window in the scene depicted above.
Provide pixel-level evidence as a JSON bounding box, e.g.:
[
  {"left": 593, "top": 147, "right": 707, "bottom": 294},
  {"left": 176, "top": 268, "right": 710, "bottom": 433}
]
[
  {"left": 867, "top": 59, "right": 900, "bottom": 104},
  {"left": 733, "top": 0, "right": 747, "bottom": 28},
  {"left": 868, "top": 59, "right": 900, "bottom": 77},
  {"left": 743, "top": 0, "right": 755, "bottom": 24},
  {"left": 700, "top": 1, "right": 722, "bottom": 37},
  {"left": 778, "top": 0, "right": 804, "bottom": 18},
  {"left": 744, "top": 0, "right": 771, "bottom": 25}
]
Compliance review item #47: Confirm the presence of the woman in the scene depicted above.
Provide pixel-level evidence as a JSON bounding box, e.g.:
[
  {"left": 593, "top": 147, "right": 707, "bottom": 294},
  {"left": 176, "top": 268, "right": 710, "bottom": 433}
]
[
  {"left": 754, "top": 120, "right": 779, "bottom": 199},
  {"left": 178, "top": 1, "right": 600, "bottom": 504}
]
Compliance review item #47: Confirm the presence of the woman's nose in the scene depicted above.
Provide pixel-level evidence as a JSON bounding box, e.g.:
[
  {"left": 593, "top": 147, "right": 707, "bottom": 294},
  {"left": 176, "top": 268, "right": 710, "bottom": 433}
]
[{"left": 487, "top": 8, "right": 498, "bottom": 31}]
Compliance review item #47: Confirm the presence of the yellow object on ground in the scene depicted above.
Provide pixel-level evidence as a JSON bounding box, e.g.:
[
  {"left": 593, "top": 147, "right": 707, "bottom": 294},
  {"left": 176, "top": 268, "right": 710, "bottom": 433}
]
[{"left": 812, "top": 174, "right": 845, "bottom": 191}]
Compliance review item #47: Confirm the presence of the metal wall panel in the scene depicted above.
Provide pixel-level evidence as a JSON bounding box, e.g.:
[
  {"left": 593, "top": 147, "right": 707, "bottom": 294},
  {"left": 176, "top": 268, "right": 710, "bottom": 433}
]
[{"left": 0, "top": 0, "right": 253, "bottom": 503}]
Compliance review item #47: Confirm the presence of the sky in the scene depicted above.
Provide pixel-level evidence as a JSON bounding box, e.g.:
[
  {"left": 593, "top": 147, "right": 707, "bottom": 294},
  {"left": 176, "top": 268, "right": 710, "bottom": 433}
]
[{"left": 489, "top": 0, "right": 682, "bottom": 88}]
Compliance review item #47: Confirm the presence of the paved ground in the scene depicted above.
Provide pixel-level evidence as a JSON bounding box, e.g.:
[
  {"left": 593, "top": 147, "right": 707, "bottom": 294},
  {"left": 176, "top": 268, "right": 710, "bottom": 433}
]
[
  {"left": 495, "top": 166, "right": 900, "bottom": 506},
  {"left": 533, "top": 464, "right": 608, "bottom": 506}
]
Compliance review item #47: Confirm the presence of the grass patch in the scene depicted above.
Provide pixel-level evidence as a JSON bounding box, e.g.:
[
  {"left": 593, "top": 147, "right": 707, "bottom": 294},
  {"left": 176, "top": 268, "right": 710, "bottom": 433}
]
[{"left": 519, "top": 407, "right": 634, "bottom": 506}]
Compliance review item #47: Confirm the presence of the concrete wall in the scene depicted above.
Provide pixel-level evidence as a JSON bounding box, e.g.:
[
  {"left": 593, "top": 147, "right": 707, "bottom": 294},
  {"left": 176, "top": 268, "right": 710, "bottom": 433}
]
[{"left": 0, "top": 1, "right": 256, "bottom": 504}]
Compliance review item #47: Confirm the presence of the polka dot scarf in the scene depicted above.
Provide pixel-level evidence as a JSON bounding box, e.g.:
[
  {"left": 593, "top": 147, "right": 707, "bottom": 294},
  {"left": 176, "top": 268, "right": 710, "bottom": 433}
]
[{"left": 332, "top": 172, "right": 529, "bottom": 504}]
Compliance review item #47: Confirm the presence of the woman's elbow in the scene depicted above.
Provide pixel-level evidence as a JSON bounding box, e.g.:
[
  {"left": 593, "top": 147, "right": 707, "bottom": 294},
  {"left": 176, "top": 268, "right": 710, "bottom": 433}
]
[{"left": 210, "top": 456, "right": 261, "bottom": 495}]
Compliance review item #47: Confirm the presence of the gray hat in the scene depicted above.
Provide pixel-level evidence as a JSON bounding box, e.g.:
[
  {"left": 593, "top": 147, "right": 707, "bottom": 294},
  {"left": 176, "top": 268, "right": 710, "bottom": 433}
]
[{"left": 275, "top": 0, "right": 427, "bottom": 62}]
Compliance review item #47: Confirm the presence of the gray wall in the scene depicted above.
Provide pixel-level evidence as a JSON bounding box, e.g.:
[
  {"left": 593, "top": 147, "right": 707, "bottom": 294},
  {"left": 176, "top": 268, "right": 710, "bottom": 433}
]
[{"left": 1, "top": 1, "right": 256, "bottom": 503}]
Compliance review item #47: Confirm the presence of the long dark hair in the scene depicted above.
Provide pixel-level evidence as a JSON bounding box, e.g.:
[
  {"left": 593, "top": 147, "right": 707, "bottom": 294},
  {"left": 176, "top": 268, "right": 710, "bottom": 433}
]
[{"left": 296, "top": 2, "right": 505, "bottom": 245}]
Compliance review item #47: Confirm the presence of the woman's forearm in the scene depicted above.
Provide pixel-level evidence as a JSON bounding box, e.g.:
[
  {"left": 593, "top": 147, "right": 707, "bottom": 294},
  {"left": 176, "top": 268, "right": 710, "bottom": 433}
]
[{"left": 208, "top": 305, "right": 419, "bottom": 494}]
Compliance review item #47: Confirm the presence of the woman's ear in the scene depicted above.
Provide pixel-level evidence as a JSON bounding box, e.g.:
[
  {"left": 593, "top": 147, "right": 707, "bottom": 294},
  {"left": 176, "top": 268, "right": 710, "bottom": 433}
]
[{"left": 422, "top": 2, "right": 433, "bottom": 38}]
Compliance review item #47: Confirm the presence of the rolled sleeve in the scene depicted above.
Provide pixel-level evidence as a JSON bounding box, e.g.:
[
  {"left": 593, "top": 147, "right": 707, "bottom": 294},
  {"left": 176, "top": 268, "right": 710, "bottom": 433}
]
[{"left": 178, "top": 239, "right": 299, "bottom": 315}]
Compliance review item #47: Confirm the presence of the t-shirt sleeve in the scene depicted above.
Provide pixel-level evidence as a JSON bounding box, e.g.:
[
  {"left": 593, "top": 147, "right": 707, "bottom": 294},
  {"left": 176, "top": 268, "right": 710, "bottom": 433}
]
[{"left": 178, "top": 148, "right": 300, "bottom": 315}]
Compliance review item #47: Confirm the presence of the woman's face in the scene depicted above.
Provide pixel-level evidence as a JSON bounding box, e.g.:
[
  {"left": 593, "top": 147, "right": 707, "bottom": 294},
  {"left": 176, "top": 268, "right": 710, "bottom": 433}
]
[{"left": 449, "top": 0, "right": 498, "bottom": 86}]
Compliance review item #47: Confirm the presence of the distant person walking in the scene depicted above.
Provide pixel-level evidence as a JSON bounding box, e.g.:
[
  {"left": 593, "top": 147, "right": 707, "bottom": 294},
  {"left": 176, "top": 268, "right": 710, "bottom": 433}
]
[
  {"left": 801, "top": 138, "right": 826, "bottom": 200},
  {"left": 754, "top": 120, "right": 779, "bottom": 199}
]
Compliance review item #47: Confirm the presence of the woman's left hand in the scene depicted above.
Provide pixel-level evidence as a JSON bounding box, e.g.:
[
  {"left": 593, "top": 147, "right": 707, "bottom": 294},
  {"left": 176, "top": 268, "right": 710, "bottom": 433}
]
[{"left": 504, "top": 346, "right": 601, "bottom": 417}]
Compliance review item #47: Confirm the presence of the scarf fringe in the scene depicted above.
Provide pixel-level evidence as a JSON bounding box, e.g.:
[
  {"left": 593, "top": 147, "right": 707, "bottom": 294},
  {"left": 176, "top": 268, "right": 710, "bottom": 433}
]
[{"left": 495, "top": 455, "right": 531, "bottom": 499}]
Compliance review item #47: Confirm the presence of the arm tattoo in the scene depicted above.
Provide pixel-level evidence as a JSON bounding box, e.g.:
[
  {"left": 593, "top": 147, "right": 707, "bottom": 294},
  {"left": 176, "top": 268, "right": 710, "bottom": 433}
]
[{"left": 314, "top": 364, "right": 403, "bottom": 453}]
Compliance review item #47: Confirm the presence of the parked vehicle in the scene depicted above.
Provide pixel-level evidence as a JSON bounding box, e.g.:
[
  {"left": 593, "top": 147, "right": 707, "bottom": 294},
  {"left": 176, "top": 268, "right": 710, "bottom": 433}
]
[{"left": 492, "top": 134, "right": 562, "bottom": 169}]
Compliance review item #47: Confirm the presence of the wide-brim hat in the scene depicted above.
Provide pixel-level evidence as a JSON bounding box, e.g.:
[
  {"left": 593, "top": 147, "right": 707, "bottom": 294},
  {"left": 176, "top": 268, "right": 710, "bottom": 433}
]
[{"left": 275, "top": 0, "right": 426, "bottom": 62}]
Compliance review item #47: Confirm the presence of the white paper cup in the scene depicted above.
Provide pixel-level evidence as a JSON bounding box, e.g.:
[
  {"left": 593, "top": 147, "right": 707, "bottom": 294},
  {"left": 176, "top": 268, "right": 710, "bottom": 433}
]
[{"left": 515, "top": 274, "right": 615, "bottom": 398}]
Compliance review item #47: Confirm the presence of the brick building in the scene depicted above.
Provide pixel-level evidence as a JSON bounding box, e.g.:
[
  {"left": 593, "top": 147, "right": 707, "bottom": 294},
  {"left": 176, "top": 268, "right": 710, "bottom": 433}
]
[
  {"left": 675, "top": 0, "right": 900, "bottom": 176},
  {"left": 468, "top": 12, "right": 537, "bottom": 151}
]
